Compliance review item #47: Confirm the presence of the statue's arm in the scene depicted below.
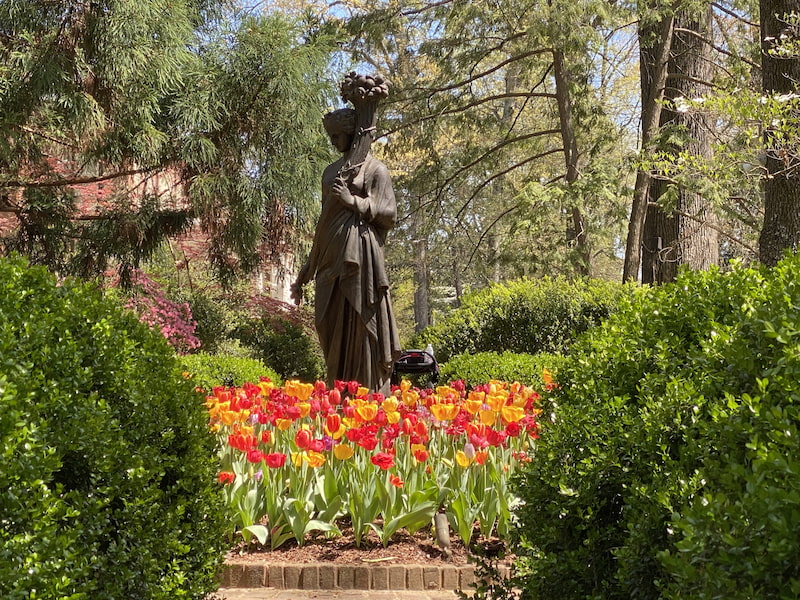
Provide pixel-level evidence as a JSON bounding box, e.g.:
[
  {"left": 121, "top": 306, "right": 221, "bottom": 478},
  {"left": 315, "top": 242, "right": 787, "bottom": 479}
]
[{"left": 354, "top": 161, "right": 396, "bottom": 230}]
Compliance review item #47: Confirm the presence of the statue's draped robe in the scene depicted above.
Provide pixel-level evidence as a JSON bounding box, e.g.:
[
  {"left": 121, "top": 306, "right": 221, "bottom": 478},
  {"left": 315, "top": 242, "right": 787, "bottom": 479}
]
[{"left": 307, "top": 154, "right": 401, "bottom": 394}]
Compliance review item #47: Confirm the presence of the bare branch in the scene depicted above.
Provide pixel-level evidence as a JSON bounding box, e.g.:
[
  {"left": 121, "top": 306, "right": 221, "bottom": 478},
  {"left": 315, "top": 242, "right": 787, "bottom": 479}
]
[
  {"left": 464, "top": 204, "right": 520, "bottom": 270},
  {"left": 673, "top": 26, "right": 760, "bottom": 69},
  {"left": 401, "top": 0, "right": 456, "bottom": 17},
  {"left": 649, "top": 203, "right": 759, "bottom": 253},
  {"left": 456, "top": 148, "right": 564, "bottom": 219},
  {"left": 428, "top": 129, "right": 561, "bottom": 204},
  {"left": 420, "top": 49, "right": 553, "bottom": 95},
  {"left": 381, "top": 91, "right": 557, "bottom": 138},
  {"left": 711, "top": 2, "right": 759, "bottom": 28}
]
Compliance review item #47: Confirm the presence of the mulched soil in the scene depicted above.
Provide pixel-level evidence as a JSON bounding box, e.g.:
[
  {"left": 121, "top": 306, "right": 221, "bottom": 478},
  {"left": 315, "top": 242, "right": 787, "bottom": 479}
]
[{"left": 225, "top": 524, "right": 511, "bottom": 567}]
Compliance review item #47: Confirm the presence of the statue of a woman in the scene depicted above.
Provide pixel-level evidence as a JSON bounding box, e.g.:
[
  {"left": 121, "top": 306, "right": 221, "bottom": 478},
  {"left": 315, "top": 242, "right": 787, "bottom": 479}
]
[{"left": 291, "top": 108, "right": 401, "bottom": 394}]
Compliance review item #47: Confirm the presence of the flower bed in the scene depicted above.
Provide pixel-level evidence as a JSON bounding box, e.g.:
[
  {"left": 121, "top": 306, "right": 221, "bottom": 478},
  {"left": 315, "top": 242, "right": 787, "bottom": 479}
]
[{"left": 206, "top": 378, "right": 542, "bottom": 550}]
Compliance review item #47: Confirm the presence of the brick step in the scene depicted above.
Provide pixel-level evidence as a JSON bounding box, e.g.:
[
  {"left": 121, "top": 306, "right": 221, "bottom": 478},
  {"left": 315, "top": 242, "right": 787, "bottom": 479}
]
[{"left": 220, "top": 562, "right": 510, "bottom": 591}]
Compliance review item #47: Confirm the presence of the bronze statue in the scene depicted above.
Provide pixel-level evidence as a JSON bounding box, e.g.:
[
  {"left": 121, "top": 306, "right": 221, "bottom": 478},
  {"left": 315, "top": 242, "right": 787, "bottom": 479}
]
[{"left": 291, "top": 73, "right": 401, "bottom": 394}]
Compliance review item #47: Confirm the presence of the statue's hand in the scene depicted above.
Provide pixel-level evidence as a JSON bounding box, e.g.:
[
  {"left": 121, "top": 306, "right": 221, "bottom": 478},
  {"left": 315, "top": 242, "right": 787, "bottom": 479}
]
[
  {"left": 290, "top": 280, "right": 304, "bottom": 306},
  {"left": 331, "top": 178, "right": 356, "bottom": 210}
]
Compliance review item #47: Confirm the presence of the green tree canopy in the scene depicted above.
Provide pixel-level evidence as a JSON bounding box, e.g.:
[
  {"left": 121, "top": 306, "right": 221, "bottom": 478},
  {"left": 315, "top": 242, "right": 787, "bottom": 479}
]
[{"left": 0, "top": 0, "right": 337, "bottom": 283}]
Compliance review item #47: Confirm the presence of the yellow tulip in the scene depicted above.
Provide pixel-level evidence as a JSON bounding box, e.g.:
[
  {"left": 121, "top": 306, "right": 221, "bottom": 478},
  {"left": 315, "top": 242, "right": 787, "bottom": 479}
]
[
  {"left": 382, "top": 397, "right": 399, "bottom": 413},
  {"left": 489, "top": 379, "right": 507, "bottom": 391},
  {"left": 486, "top": 394, "right": 507, "bottom": 412},
  {"left": 296, "top": 402, "right": 311, "bottom": 418},
  {"left": 219, "top": 411, "right": 237, "bottom": 426},
  {"left": 456, "top": 450, "right": 472, "bottom": 468},
  {"left": 430, "top": 403, "right": 459, "bottom": 421},
  {"left": 501, "top": 405, "right": 525, "bottom": 423},
  {"left": 400, "top": 379, "right": 412, "bottom": 393},
  {"left": 479, "top": 409, "right": 497, "bottom": 426},
  {"left": 401, "top": 389, "right": 419, "bottom": 407},
  {"left": 356, "top": 403, "right": 378, "bottom": 422},
  {"left": 334, "top": 444, "right": 354, "bottom": 460},
  {"left": 258, "top": 381, "right": 275, "bottom": 396},
  {"left": 385, "top": 411, "right": 400, "bottom": 424},
  {"left": 464, "top": 398, "right": 483, "bottom": 415},
  {"left": 357, "top": 386, "right": 369, "bottom": 397},
  {"left": 291, "top": 452, "right": 303, "bottom": 467},
  {"left": 276, "top": 418, "right": 292, "bottom": 431},
  {"left": 305, "top": 451, "right": 326, "bottom": 468},
  {"left": 284, "top": 380, "right": 300, "bottom": 397}
]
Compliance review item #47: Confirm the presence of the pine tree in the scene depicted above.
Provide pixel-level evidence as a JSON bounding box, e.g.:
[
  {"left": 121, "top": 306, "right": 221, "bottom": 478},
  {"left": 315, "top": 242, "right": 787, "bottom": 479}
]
[{"left": 0, "top": 0, "right": 336, "bottom": 281}]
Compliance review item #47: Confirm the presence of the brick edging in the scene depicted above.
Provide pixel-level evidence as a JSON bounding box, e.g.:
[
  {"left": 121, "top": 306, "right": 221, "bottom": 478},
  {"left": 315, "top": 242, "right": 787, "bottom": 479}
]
[{"left": 221, "top": 561, "right": 510, "bottom": 591}]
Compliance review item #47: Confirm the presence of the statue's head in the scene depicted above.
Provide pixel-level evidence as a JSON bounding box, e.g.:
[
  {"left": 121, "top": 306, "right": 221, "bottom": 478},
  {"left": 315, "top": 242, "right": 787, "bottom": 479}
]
[{"left": 323, "top": 108, "right": 356, "bottom": 153}]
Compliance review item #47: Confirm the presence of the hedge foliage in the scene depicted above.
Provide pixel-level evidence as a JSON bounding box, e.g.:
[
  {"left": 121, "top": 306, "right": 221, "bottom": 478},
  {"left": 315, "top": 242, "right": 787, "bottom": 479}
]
[
  {"left": 439, "top": 351, "right": 564, "bottom": 388},
  {"left": 181, "top": 352, "right": 281, "bottom": 391},
  {"left": 0, "top": 256, "right": 227, "bottom": 599},
  {"left": 235, "top": 315, "right": 324, "bottom": 382},
  {"left": 410, "top": 277, "right": 627, "bottom": 363},
  {"left": 512, "top": 252, "right": 800, "bottom": 600}
]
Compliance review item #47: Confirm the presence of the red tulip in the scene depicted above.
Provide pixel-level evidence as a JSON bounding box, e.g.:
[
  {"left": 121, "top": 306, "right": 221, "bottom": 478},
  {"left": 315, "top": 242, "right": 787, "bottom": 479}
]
[
  {"left": 246, "top": 449, "right": 264, "bottom": 463},
  {"left": 264, "top": 453, "right": 287, "bottom": 468},
  {"left": 371, "top": 452, "right": 395, "bottom": 470},
  {"left": 294, "top": 428, "right": 312, "bottom": 450}
]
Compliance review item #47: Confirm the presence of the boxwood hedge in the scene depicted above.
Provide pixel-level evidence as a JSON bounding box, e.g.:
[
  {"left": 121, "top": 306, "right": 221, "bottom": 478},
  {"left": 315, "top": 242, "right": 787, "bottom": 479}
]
[
  {"left": 0, "top": 256, "right": 227, "bottom": 599},
  {"left": 410, "top": 276, "right": 628, "bottom": 363},
  {"left": 511, "top": 252, "right": 800, "bottom": 600}
]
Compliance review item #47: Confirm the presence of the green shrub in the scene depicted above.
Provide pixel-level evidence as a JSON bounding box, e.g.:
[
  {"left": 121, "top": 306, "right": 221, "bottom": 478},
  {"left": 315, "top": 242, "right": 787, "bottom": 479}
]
[
  {"left": 183, "top": 290, "right": 230, "bottom": 354},
  {"left": 235, "top": 305, "right": 324, "bottom": 382},
  {"left": 439, "top": 351, "right": 564, "bottom": 388},
  {"left": 181, "top": 352, "right": 281, "bottom": 391},
  {"left": 411, "top": 277, "right": 628, "bottom": 363},
  {"left": 511, "top": 253, "right": 800, "bottom": 600},
  {"left": 0, "top": 256, "right": 227, "bottom": 599}
]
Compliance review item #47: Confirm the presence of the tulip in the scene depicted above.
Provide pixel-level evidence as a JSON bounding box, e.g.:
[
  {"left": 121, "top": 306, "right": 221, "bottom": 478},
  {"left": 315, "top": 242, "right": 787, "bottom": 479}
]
[
  {"left": 264, "top": 453, "right": 287, "bottom": 468},
  {"left": 294, "top": 428, "right": 312, "bottom": 450},
  {"left": 501, "top": 405, "right": 524, "bottom": 423},
  {"left": 355, "top": 402, "right": 378, "bottom": 422},
  {"left": 329, "top": 388, "right": 342, "bottom": 406},
  {"left": 455, "top": 450, "right": 471, "bottom": 468},
  {"left": 305, "top": 451, "right": 326, "bottom": 468},
  {"left": 371, "top": 452, "right": 395, "bottom": 470},
  {"left": 246, "top": 449, "right": 264, "bottom": 463},
  {"left": 333, "top": 444, "right": 354, "bottom": 460}
]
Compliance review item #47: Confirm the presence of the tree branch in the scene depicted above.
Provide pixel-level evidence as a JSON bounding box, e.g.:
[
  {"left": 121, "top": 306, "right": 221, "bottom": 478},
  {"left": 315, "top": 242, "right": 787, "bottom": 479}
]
[
  {"left": 382, "top": 91, "right": 557, "bottom": 137},
  {"left": 673, "top": 26, "right": 760, "bottom": 69},
  {"left": 456, "top": 147, "right": 565, "bottom": 219},
  {"left": 464, "top": 204, "right": 520, "bottom": 270},
  {"left": 1, "top": 166, "right": 161, "bottom": 189},
  {"left": 429, "top": 129, "right": 561, "bottom": 203},
  {"left": 711, "top": 2, "right": 759, "bottom": 28},
  {"left": 419, "top": 49, "right": 552, "bottom": 95}
]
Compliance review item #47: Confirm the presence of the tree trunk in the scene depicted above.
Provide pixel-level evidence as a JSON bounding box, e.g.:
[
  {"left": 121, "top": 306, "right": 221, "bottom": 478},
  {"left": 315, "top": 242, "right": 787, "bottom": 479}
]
[
  {"left": 623, "top": 11, "right": 675, "bottom": 281},
  {"left": 642, "top": 5, "right": 718, "bottom": 284},
  {"left": 553, "top": 49, "right": 592, "bottom": 276},
  {"left": 758, "top": 0, "right": 800, "bottom": 265},
  {"left": 412, "top": 235, "right": 430, "bottom": 333}
]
